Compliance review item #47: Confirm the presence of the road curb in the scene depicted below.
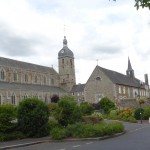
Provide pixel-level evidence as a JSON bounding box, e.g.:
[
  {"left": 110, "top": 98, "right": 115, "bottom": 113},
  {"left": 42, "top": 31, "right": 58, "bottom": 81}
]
[{"left": 0, "top": 131, "right": 126, "bottom": 150}]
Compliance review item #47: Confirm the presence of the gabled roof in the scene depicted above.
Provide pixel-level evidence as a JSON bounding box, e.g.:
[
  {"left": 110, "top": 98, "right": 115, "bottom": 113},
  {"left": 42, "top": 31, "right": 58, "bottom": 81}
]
[
  {"left": 97, "top": 66, "right": 144, "bottom": 88},
  {"left": 0, "top": 57, "right": 58, "bottom": 75},
  {"left": 0, "top": 81, "right": 66, "bottom": 93},
  {"left": 71, "top": 84, "right": 86, "bottom": 93}
]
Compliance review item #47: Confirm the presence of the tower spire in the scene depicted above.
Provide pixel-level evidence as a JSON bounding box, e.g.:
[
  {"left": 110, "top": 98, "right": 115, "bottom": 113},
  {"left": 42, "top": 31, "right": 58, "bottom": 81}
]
[{"left": 126, "top": 57, "right": 135, "bottom": 79}]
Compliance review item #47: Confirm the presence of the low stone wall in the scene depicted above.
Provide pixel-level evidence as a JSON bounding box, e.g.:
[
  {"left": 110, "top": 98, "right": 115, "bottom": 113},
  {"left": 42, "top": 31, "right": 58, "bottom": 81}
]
[{"left": 118, "top": 98, "right": 150, "bottom": 109}]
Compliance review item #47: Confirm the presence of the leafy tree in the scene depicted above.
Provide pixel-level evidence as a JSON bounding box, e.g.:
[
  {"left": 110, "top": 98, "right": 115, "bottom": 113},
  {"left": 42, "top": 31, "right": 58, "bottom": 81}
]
[
  {"left": 110, "top": 0, "right": 150, "bottom": 9},
  {"left": 0, "top": 105, "right": 17, "bottom": 133},
  {"left": 79, "top": 102, "right": 94, "bottom": 115},
  {"left": 57, "top": 96, "right": 82, "bottom": 126},
  {"left": 99, "top": 97, "right": 115, "bottom": 114},
  {"left": 17, "top": 98, "right": 50, "bottom": 137}
]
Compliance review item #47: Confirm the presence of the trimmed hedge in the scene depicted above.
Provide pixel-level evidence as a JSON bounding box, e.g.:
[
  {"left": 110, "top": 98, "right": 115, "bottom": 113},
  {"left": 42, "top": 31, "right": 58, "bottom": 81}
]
[{"left": 51, "top": 122, "right": 124, "bottom": 140}]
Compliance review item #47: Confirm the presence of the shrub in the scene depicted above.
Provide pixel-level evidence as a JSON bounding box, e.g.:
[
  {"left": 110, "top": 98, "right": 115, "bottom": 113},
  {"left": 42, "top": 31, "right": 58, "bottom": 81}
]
[
  {"left": 57, "top": 96, "right": 82, "bottom": 126},
  {"left": 134, "top": 108, "right": 144, "bottom": 120},
  {"left": 0, "top": 131, "right": 25, "bottom": 142},
  {"left": 99, "top": 97, "right": 115, "bottom": 114},
  {"left": 92, "top": 112, "right": 103, "bottom": 121},
  {"left": 82, "top": 116, "right": 100, "bottom": 124},
  {"left": 65, "top": 122, "right": 124, "bottom": 139},
  {"left": 51, "top": 127, "right": 66, "bottom": 140},
  {"left": 143, "top": 107, "right": 150, "bottom": 120},
  {"left": 0, "top": 105, "right": 17, "bottom": 133},
  {"left": 79, "top": 102, "right": 94, "bottom": 115},
  {"left": 48, "top": 117, "right": 59, "bottom": 133},
  {"left": 17, "top": 98, "right": 50, "bottom": 137}
]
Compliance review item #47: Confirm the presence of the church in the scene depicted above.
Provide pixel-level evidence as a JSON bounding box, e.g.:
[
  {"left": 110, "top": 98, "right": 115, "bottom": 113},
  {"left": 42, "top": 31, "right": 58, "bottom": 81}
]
[
  {"left": 0, "top": 36, "right": 75, "bottom": 105},
  {"left": 0, "top": 36, "right": 150, "bottom": 106}
]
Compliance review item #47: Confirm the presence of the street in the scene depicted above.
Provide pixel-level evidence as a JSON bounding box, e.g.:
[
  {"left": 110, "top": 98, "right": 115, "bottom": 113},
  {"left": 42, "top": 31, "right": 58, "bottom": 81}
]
[{"left": 12, "top": 122, "right": 150, "bottom": 150}]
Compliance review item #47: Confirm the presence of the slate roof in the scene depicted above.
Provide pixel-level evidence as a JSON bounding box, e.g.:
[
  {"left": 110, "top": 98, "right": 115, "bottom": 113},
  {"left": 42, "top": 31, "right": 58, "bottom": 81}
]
[
  {"left": 98, "top": 66, "right": 144, "bottom": 88},
  {"left": 0, "top": 57, "right": 58, "bottom": 74},
  {"left": 0, "top": 81, "right": 66, "bottom": 93},
  {"left": 71, "top": 84, "right": 86, "bottom": 93}
]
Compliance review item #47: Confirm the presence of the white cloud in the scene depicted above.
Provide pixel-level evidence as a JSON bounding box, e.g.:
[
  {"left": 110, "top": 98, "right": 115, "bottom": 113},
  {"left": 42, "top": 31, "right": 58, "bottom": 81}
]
[{"left": 0, "top": 0, "right": 149, "bottom": 83}]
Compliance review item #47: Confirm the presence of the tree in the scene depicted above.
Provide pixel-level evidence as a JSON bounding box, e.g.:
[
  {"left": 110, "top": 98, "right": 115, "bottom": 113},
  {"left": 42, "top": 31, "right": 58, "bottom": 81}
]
[
  {"left": 0, "top": 105, "right": 17, "bottom": 133},
  {"left": 99, "top": 97, "right": 115, "bottom": 114},
  {"left": 110, "top": 0, "right": 150, "bottom": 9},
  {"left": 57, "top": 96, "right": 82, "bottom": 126},
  {"left": 17, "top": 98, "right": 50, "bottom": 137}
]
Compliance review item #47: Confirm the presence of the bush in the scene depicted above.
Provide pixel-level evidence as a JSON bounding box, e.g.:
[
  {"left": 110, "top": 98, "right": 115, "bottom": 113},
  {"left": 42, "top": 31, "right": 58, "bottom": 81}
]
[
  {"left": 51, "top": 127, "right": 66, "bottom": 140},
  {"left": 48, "top": 117, "right": 59, "bottom": 133},
  {"left": 143, "top": 107, "right": 150, "bottom": 120},
  {"left": 99, "top": 97, "right": 115, "bottom": 114},
  {"left": 134, "top": 108, "right": 144, "bottom": 120},
  {"left": 17, "top": 98, "right": 50, "bottom": 137},
  {"left": 0, "top": 105, "right": 17, "bottom": 133},
  {"left": 57, "top": 96, "right": 82, "bottom": 126},
  {"left": 0, "top": 131, "right": 26, "bottom": 142},
  {"left": 79, "top": 102, "right": 94, "bottom": 115}
]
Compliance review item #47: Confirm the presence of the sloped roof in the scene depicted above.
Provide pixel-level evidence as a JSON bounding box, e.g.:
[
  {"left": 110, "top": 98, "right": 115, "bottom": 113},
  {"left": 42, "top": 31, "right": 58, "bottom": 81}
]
[
  {"left": 98, "top": 66, "right": 144, "bottom": 88},
  {"left": 0, "top": 81, "right": 66, "bottom": 93},
  {"left": 71, "top": 84, "right": 85, "bottom": 93},
  {"left": 0, "top": 57, "right": 58, "bottom": 75}
]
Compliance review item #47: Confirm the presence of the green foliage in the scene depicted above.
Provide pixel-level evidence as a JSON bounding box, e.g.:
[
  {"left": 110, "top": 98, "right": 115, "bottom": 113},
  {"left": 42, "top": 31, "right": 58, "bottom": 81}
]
[
  {"left": 135, "top": 0, "right": 150, "bottom": 9},
  {"left": 57, "top": 96, "right": 82, "bottom": 126},
  {"left": 51, "top": 122, "right": 124, "bottom": 140},
  {"left": 99, "top": 97, "right": 115, "bottom": 114},
  {"left": 92, "top": 112, "right": 103, "bottom": 120},
  {"left": 79, "top": 102, "right": 94, "bottom": 115},
  {"left": 48, "top": 117, "right": 59, "bottom": 133},
  {"left": 0, "top": 105, "right": 17, "bottom": 133},
  {"left": 143, "top": 107, "right": 150, "bottom": 120},
  {"left": 134, "top": 108, "right": 144, "bottom": 120},
  {"left": 51, "top": 127, "right": 66, "bottom": 140},
  {"left": 0, "top": 131, "right": 26, "bottom": 142},
  {"left": 17, "top": 98, "right": 50, "bottom": 137}
]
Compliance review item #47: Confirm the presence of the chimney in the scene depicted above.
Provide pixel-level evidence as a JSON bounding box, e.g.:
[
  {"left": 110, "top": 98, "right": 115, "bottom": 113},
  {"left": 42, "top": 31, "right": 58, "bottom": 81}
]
[{"left": 144, "top": 74, "right": 149, "bottom": 85}]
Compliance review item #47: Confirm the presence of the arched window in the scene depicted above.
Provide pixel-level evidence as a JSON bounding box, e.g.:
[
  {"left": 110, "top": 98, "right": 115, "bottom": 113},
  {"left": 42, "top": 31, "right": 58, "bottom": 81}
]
[
  {"left": 0, "top": 95, "right": 2, "bottom": 105},
  {"left": 44, "top": 76, "right": 46, "bottom": 84},
  {"left": 25, "top": 74, "right": 28, "bottom": 82},
  {"left": 13, "top": 72, "right": 18, "bottom": 81},
  {"left": 51, "top": 78, "right": 54, "bottom": 85},
  {"left": 35, "top": 76, "right": 37, "bottom": 83},
  {"left": 0, "top": 69, "right": 5, "bottom": 80},
  {"left": 11, "top": 94, "right": 16, "bottom": 105}
]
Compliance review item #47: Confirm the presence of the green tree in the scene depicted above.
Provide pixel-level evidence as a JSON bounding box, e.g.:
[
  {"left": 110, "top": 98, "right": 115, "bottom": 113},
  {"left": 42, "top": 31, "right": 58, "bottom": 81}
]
[
  {"left": 0, "top": 105, "right": 17, "bottom": 133},
  {"left": 110, "top": 0, "right": 150, "bottom": 9},
  {"left": 57, "top": 96, "right": 82, "bottom": 126},
  {"left": 79, "top": 102, "right": 94, "bottom": 115},
  {"left": 99, "top": 97, "right": 115, "bottom": 114},
  {"left": 17, "top": 98, "right": 50, "bottom": 137}
]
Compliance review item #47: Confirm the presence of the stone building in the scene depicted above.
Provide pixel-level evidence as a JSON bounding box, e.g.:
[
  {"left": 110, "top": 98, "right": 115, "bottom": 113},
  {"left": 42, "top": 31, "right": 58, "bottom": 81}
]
[
  {"left": 71, "top": 58, "right": 150, "bottom": 104},
  {"left": 0, "top": 36, "right": 75, "bottom": 105}
]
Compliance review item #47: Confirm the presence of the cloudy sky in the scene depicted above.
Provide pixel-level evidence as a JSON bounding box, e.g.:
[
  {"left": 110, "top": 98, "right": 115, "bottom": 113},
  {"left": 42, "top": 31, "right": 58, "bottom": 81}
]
[{"left": 0, "top": 0, "right": 149, "bottom": 84}]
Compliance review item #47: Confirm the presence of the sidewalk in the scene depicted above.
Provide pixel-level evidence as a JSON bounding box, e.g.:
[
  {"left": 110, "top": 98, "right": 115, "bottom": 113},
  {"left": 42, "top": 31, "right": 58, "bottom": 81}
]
[{"left": 0, "top": 136, "right": 51, "bottom": 150}]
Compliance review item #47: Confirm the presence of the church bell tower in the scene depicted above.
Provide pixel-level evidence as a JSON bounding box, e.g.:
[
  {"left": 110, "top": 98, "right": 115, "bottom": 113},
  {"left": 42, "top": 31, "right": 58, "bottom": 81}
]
[{"left": 58, "top": 36, "right": 76, "bottom": 92}]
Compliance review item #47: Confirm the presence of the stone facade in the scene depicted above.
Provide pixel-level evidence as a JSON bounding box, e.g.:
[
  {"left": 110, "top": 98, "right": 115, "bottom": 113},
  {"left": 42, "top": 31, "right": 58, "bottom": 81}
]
[{"left": 0, "top": 36, "right": 75, "bottom": 105}]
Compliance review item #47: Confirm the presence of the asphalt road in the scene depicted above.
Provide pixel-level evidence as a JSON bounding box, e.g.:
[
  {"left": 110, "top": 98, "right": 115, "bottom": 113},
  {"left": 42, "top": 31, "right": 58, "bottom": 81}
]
[{"left": 11, "top": 122, "right": 150, "bottom": 150}]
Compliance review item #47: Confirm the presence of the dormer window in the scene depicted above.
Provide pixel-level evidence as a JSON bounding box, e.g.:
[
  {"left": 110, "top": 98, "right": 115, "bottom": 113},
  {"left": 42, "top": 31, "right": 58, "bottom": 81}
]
[{"left": 96, "top": 77, "right": 101, "bottom": 81}]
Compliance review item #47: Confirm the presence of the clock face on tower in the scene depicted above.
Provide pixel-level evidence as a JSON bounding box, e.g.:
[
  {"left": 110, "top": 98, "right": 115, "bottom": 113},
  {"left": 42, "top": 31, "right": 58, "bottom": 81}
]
[{"left": 61, "top": 50, "right": 64, "bottom": 53}]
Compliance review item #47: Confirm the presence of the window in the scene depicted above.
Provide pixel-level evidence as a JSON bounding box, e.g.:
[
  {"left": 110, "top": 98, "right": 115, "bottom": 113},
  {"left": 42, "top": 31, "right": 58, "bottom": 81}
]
[
  {"left": 119, "top": 86, "right": 121, "bottom": 94},
  {"left": 70, "top": 59, "right": 72, "bottom": 67},
  {"left": 0, "top": 95, "right": 2, "bottom": 104},
  {"left": 44, "top": 77, "right": 46, "bottom": 84},
  {"left": 0, "top": 69, "right": 5, "bottom": 80},
  {"left": 51, "top": 78, "right": 54, "bottom": 85},
  {"left": 123, "top": 87, "right": 126, "bottom": 94},
  {"left": 35, "top": 76, "right": 37, "bottom": 83},
  {"left": 13, "top": 72, "right": 18, "bottom": 81},
  {"left": 11, "top": 95, "right": 16, "bottom": 105},
  {"left": 25, "top": 74, "right": 28, "bottom": 82},
  {"left": 45, "top": 96, "right": 48, "bottom": 103}
]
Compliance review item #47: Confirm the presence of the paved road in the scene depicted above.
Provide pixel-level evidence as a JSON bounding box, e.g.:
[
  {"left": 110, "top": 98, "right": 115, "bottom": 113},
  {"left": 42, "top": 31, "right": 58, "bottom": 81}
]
[{"left": 11, "top": 122, "right": 150, "bottom": 150}]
